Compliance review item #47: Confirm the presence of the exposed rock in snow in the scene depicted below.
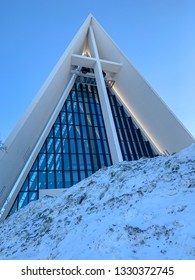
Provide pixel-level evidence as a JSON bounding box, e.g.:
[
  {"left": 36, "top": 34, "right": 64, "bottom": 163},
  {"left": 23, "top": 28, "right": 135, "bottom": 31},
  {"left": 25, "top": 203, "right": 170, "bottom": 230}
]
[{"left": 0, "top": 144, "right": 195, "bottom": 259}]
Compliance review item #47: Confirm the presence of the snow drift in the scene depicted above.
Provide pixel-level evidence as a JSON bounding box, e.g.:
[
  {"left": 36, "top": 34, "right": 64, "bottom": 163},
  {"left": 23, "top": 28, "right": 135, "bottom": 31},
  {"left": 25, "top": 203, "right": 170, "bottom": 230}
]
[{"left": 0, "top": 145, "right": 195, "bottom": 260}]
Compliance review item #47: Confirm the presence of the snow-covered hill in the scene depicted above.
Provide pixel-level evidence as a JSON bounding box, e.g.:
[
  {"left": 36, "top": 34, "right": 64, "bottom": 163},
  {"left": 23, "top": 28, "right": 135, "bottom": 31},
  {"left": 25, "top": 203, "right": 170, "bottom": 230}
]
[{"left": 0, "top": 145, "right": 195, "bottom": 260}]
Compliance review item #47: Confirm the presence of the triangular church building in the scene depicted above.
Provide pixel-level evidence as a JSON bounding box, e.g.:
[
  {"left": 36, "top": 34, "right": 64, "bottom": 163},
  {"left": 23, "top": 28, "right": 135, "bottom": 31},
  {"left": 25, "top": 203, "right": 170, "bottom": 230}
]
[{"left": 0, "top": 15, "right": 194, "bottom": 220}]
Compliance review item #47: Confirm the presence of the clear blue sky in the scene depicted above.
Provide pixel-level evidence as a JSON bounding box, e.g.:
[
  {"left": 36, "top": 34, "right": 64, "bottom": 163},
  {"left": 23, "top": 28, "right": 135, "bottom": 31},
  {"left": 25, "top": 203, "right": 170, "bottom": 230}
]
[{"left": 0, "top": 0, "right": 195, "bottom": 142}]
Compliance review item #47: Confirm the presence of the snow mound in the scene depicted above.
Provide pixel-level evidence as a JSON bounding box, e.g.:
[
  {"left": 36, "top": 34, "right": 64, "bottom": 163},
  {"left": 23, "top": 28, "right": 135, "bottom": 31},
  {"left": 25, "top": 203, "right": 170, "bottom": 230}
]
[{"left": 0, "top": 144, "right": 195, "bottom": 259}]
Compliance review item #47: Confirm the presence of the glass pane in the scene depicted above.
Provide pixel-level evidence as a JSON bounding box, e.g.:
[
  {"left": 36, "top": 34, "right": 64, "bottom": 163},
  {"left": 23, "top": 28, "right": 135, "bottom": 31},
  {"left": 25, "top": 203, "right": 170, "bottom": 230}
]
[
  {"left": 54, "top": 124, "right": 61, "bottom": 137},
  {"left": 70, "top": 139, "right": 76, "bottom": 153},
  {"left": 47, "top": 138, "right": 54, "bottom": 153},
  {"left": 40, "top": 143, "right": 46, "bottom": 153},
  {"left": 99, "top": 154, "right": 105, "bottom": 166},
  {"left": 71, "top": 154, "right": 77, "bottom": 170},
  {"left": 62, "top": 139, "right": 69, "bottom": 153},
  {"left": 29, "top": 172, "right": 38, "bottom": 191},
  {"left": 79, "top": 154, "right": 85, "bottom": 170},
  {"left": 92, "top": 114, "right": 98, "bottom": 126},
  {"left": 86, "top": 155, "right": 92, "bottom": 170},
  {"left": 101, "top": 128, "right": 106, "bottom": 140},
  {"left": 80, "top": 114, "right": 86, "bottom": 125},
  {"left": 80, "top": 171, "right": 86, "bottom": 181},
  {"left": 77, "top": 139, "right": 83, "bottom": 153},
  {"left": 90, "top": 139, "right": 96, "bottom": 153},
  {"left": 72, "top": 171, "right": 78, "bottom": 185},
  {"left": 55, "top": 138, "right": 62, "bottom": 153},
  {"left": 74, "top": 113, "right": 80, "bottom": 125},
  {"left": 92, "top": 154, "right": 99, "bottom": 170},
  {"left": 98, "top": 116, "right": 103, "bottom": 126},
  {"left": 88, "top": 127, "right": 94, "bottom": 139},
  {"left": 103, "top": 141, "right": 109, "bottom": 154},
  {"left": 68, "top": 113, "right": 73, "bottom": 124},
  {"left": 71, "top": 90, "right": 77, "bottom": 101},
  {"left": 56, "top": 171, "right": 63, "bottom": 188},
  {"left": 86, "top": 114, "right": 92, "bottom": 125},
  {"left": 48, "top": 172, "right": 55, "bottom": 189},
  {"left": 82, "top": 126, "right": 87, "bottom": 139},
  {"left": 61, "top": 111, "right": 67, "bottom": 124},
  {"left": 55, "top": 116, "right": 60, "bottom": 124},
  {"left": 72, "top": 101, "right": 78, "bottom": 112},
  {"left": 94, "top": 127, "right": 100, "bottom": 139},
  {"left": 84, "top": 139, "right": 90, "bottom": 153},
  {"left": 94, "top": 94, "right": 99, "bottom": 104},
  {"left": 96, "top": 104, "right": 101, "bottom": 114},
  {"left": 66, "top": 100, "right": 72, "bottom": 112},
  {"left": 75, "top": 126, "right": 81, "bottom": 138},
  {"left": 21, "top": 178, "right": 28, "bottom": 191},
  {"left": 69, "top": 125, "right": 75, "bottom": 138},
  {"left": 18, "top": 192, "right": 28, "bottom": 209},
  {"left": 47, "top": 154, "right": 54, "bottom": 170},
  {"left": 90, "top": 103, "right": 96, "bottom": 114},
  {"left": 29, "top": 192, "right": 38, "bottom": 202},
  {"left": 39, "top": 154, "right": 46, "bottom": 170},
  {"left": 61, "top": 124, "right": 68, "bottom": 138},
  {"left": 48, "top": 128, "right": 54, "bottom": 138},
  {"left": 97, "top": 140, "right": 103, "bottom": 154},
  {"left": 106, "top": 154, "right": 112, "bottom": 166},
  {"left": 85, "top": 103, "right": 90, "bottom": 114},
  {"left": 9, "top": 200, "right": 17, "bottom": 215},
  {"left": 65, "top": 171, "right": 71, "bottom": 188},
  {"left": 78, "top": 102, "right": 84, "bottom": 113},
  {"left": 31, "top": 159, "right": 38, "bottom": 171},
  {"left": 56, "top": 154, "right": 62, "bottom": 170},
  {"left": 39, "top": 172, "right": 47, "bottom": 189},
  {"left": 63, "top": 154, "right": 70, "bottom": 170}
]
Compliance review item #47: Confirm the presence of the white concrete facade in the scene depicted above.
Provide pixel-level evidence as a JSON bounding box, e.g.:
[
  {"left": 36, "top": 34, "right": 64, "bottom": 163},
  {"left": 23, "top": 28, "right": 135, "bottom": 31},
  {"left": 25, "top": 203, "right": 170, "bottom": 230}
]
[{"left": 0, "top": 14, "right": 194, "bottom": 220}]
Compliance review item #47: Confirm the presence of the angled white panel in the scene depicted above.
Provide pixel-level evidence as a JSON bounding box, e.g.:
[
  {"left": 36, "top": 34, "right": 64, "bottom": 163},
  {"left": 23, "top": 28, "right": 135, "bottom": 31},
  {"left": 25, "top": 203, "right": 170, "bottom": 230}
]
[
  {"left": 90, "top": 17, "right": 195, "bottom": 154},
  {"left": 0, "top": 15, "right": 92, "bottom": 212}
]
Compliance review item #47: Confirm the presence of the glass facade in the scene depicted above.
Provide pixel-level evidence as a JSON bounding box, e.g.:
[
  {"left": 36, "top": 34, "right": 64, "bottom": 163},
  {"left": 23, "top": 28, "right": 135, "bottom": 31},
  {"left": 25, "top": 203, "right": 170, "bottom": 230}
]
[
  {"left": 8, "top": 77, "right": 156, "bottom": 216},
  {"left": 107, "top": 88, "right": 155, "bottom": 161},
  {"left": 9, "top": 81, "right": 112, "bottom": 215}
]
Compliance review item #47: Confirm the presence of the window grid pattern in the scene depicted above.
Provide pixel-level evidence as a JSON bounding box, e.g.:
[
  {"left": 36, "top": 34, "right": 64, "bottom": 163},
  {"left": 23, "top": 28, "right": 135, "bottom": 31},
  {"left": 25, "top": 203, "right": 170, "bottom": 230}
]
[
  {"left": 107, "top": 88, "right": 156, "bottom": 161},
  {"left": 9, "top": 82, "right": 112, "bottom": 215}
]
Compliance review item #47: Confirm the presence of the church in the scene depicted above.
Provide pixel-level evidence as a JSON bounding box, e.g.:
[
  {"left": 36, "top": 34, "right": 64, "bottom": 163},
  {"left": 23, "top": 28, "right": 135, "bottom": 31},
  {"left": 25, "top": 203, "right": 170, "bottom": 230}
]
[{"left": 0, "top": 15, "right": 194, "bottom": 220}]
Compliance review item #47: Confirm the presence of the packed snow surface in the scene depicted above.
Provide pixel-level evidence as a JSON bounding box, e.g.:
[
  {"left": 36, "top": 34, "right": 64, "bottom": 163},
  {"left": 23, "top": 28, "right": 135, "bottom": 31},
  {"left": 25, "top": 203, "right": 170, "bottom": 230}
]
[{"left": 0, "top": 145, "right": 195, "bottom": 260}]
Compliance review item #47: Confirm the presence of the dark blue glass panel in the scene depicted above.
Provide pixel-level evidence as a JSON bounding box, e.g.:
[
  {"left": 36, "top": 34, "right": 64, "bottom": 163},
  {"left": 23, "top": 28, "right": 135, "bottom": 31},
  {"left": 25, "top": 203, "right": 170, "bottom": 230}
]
[
  {"left": 39, "top": 172, "right": 47, "bottom": 189},
  {"left": 18, "top": 192, "right": 28, "bottom": 209},
  {"left": 60, "top": 112, "right": 67, "bottom": 124},
  {"left": 29, "top": 172, "right": 38, "bottom": 191},
  {"left": 47, "top": 154, "right": 54, "bottom": 170},
  {"left": 64, "top": 154, "right": 70, "bottom": 170},
  {"left": 29, "top": 192, "right": 38, "bottom": 202},
  {"left": 71, "top": 154, "right": 77, "bottom": 170},
  {"left": 55, "top": 154, "right": 63, "bottom": 170},
  {"left": 107, "top": 87, "right": 156, "bottom": 160},
  {"left": 48, "top": 171, "right": 55, "bottom": 189},
  {"left": 78, "top": 154, "right": 85, "bottom": 170},
  {"left": 21, "top": 178, "right": 28, "bottom": 191},
  {"left": 39, "top": 154, "right": 46, "bottom": 170},
  {"left": 8, "top": 80, "right": 112, "bottom": 216},
  {"left": 65, "top": 171, "right": 71, "bottom": 188},
  {"left": 55, "top": 138, "right": 62, "bottom": 153},
  {"left": 62, "top": 138, "right": 69, "bottom": 153},
  {"left": 47, "top": 138, "right": 54, "bottom": 153},
  {"left": 40, "top": 143, "right": 46, "bottom": 153},
  {"left": 54, "top": 124, "right": 61, "bottom": 138},
  {"left": 56, "top": 171, "right": 63, "bottom": 188},
  {"left": 31, "top": 159, "right": 38, "bottom": 171}
]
